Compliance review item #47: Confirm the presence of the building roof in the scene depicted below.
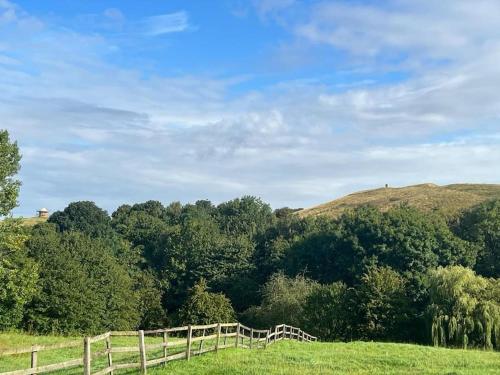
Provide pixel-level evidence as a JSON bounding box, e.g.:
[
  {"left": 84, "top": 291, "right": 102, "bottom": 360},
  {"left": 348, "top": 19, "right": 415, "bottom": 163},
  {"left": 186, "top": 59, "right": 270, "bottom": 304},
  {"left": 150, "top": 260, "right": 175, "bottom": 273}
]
[{"left": 38, "top": 208, "right": 49, "bottom": 212}]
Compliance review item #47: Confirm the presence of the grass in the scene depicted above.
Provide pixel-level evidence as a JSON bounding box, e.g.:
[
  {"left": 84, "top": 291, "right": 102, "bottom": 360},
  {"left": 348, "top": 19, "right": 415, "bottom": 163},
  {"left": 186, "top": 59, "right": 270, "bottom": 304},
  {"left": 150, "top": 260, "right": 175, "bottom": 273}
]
[
  {"left": 2, "top": 332, "right": 499, "bottom": 375},
  {"left": 20, "top": 217, "right": 48, "bottom": 226},
  {"left": 0, "top": 331, "right": 187, "bottom": 375},
  {"left": 158, "top": 341, "right": 500, "bottom": 375},
  {"left": 298, "top": 183, "right": 500, "bottom": 219}
]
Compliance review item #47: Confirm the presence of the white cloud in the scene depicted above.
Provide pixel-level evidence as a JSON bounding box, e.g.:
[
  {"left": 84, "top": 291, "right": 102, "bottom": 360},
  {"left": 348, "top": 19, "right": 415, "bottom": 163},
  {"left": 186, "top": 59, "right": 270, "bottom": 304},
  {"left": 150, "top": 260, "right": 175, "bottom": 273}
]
[
  {"left": 1, "top": 1, "right": 499, "bottom": 216},
  {"left": 141, "top": 11, "right": 190, "bottom": 36},
  {"left": 294, "top": 0, "right": 500, "bottom": 63}
]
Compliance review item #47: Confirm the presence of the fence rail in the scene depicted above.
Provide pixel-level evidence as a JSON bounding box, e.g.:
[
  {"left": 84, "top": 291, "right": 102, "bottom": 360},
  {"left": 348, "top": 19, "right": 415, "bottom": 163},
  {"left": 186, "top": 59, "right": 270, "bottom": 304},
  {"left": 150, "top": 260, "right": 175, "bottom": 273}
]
[{"left": 0, "top": 323, "right": 316, "bottom": 375}]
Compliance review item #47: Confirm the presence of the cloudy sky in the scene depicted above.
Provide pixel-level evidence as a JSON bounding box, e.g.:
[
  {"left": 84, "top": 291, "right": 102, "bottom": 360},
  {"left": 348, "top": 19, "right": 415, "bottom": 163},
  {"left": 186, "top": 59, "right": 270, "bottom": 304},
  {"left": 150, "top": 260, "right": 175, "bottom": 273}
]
[{"left": 1, "top": 0, "right": 500, "bottom": 216}]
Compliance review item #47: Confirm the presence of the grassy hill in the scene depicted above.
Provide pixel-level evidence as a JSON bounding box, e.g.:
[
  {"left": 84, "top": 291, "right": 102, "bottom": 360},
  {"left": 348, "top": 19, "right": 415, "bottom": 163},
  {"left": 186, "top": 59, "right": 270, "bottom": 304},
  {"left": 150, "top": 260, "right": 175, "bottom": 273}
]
[
  {"left": 297, "top": 183, "right": 500, "bottom": 219},
  {"left": 20, "top": 217, "right": 48, "bottom": 226},
  {"left": 1, "top": 332, "right": 499, "bottom": 375}
]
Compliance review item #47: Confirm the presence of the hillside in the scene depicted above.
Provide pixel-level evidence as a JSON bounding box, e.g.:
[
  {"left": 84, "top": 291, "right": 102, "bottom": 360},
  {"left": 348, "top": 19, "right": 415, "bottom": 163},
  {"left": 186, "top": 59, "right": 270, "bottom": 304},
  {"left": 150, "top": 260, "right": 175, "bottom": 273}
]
[
  {"left": 298, "top": 183, "right": 500, "bottom": 219},
  {"left": 20, "top": 216, "right": 48, "bottom": 226}
]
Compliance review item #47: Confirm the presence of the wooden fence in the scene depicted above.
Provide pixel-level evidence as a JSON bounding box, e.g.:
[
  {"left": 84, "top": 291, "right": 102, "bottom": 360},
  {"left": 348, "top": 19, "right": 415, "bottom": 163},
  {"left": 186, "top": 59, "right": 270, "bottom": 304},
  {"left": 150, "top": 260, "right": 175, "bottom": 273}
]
[{"left": 0, "top": 323, "right": 317, "bottom": 375}]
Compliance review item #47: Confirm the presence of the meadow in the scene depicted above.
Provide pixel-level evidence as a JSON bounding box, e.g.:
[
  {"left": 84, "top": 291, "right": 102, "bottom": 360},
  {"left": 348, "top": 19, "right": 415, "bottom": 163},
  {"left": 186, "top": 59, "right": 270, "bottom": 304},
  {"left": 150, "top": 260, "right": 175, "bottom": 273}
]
[{"left": 1, "top": 332, "right": 499, "bottom": 375}]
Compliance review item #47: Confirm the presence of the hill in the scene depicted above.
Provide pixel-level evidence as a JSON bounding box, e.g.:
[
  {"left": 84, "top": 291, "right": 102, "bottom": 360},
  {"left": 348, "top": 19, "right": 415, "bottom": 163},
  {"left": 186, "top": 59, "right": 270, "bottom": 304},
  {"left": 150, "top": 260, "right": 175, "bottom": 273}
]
[
  {"left": 1, "top": 333, "right": 499, "bottom": 375},
  {"left": 297, "top": 183, "right": 500, "bottom": 219},
  {"left": 20, "top": 216, "right": 48, "bottom": 226}
]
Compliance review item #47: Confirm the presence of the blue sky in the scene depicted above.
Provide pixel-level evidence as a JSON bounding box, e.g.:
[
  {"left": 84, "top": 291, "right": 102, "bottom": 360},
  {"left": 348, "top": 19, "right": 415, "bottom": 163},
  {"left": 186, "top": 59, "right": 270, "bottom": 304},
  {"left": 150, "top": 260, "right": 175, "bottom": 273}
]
[{"left": 1, "top": 0, "right": 500, "bottom": 216}]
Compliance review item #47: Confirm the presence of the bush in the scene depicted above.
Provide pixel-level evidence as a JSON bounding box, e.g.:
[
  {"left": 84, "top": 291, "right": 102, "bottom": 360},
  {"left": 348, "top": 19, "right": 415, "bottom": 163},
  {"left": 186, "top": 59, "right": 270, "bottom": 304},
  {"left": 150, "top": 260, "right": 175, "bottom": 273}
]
[
  {"left": 178, "top": 279, "right": 235, "bottom": 325},
  {"left": 242, "top": 273, "right": 318, "bottom": 328}
]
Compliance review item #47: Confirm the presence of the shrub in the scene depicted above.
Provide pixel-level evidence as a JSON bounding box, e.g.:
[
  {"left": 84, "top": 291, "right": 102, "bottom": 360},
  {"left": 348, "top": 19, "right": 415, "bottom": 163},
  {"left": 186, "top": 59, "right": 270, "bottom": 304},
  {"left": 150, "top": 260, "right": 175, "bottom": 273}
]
[
  {"left": 242, "top": 273, "right": 318, "bottom": 328},
  {"left": 178, "top": 279, "right": 235, "bottom": 325}
]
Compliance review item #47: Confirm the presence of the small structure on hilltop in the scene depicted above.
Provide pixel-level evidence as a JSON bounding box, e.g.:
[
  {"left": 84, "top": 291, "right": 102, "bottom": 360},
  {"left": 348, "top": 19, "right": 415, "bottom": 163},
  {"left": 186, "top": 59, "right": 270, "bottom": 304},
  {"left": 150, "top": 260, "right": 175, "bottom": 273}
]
[{"left": 37, "top": 208, "right": 49, "bottom": 218}]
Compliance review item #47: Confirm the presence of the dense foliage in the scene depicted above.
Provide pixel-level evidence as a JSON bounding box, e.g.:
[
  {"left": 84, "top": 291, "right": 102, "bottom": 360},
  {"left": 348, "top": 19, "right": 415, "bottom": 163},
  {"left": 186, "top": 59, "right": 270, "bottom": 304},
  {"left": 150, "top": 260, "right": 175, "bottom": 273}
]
[
  {"left": 24, "top": 225, "right": 140, "bottom": 334},
  {"left": 178, "top": 279, "right": 235, "bottom": 325},
  {"left": 242, "top": 274, "right": 318, "bottom": 328},
  {"left": 0, "top": 129, "right": 499, "bottom": 349},
  {"left": 428, "top": 266, "right": 500, "bottom": 350},
  {"left": 0, "top": 130, "right": 21, "bottom": 216},
  {"left": 0, "top": 220, "right": 37, "bottom": 329}
]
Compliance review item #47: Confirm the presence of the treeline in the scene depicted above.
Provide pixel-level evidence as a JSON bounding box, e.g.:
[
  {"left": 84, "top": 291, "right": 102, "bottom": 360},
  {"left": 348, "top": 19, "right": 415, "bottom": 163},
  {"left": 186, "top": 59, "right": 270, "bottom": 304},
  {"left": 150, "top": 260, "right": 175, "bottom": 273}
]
[{"left": 0, "top": 130, "right": 499, "bottom": 349}]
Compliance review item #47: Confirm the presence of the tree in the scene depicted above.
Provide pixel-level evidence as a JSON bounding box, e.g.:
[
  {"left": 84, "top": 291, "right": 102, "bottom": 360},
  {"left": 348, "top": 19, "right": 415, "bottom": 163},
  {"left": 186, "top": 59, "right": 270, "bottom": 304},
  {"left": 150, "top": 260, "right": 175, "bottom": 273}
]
[
  {"left": 25, "top": 224, "right": 140, "bottom": 334},
  {"left": 0, "top": 219, "right": 38, "bottom": 329},
  {"left": 428, "top": 266, "right": 500, "bottom": 349},
  {"left": 49, "top": 201, "right": 112, "bottom": 238},
  {"left": 457, "top": 200, "right": 500, "bottom": 277},
  {"left": 153, "top": 213, "right": 254, "bottom": 312},
  {"left": 216, "top": 196, "right": 275, "bottom": 238},
  {"left": 135, "top": 270, "right": 168, "bottom": 329},
  {"left": 0, "top": 130, "right": 21, "bottom": 216},
  {"left": 355, "top": 266, "right": 410, "bottom": 341},
  {"left": 242, "top": 273, "right": 318, "bottom": 328},
  {"left": 286, "top": 206, "right": 474, "bottom": 286},
  {"left": 178, "top": 279, "right": 235, "bottom": 325},
  {"left": 256, "top": 215, "right": 337, "bottom": 284},
  {"left": 302, "top": 282, "right": 353, "bottom": 341},
  {"left": 51, "top": 201, "right": 141, "bottom": 268}
]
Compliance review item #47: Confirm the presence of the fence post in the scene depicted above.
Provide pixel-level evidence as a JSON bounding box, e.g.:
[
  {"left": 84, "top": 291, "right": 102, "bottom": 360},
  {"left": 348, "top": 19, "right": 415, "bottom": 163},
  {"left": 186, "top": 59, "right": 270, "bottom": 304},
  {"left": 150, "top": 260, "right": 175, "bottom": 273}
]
[
  {"left": 186, "top": 325, "right": 193, "bottom": 361},
  {"left": 216, "top": 323, "right": 221, "bottom": 352},
  {"left": 139, "top": 330, "right": 147, "bottom": 375},
  {"left": 199, "top": 328, "right": 206, "bottom": 353},
  {"left": 235, "top": 323, "right": 240, "bottom": 348},
  {"left": 264, "top": 330, "right": 270, "bottom": 349},
  {"left": 83, "top": 337, "right": 91, "bottom": 375},
  {"left": 30, "top": 346, "right": 38, "bottom": 375},
  {"left": 249, "top": 328, "right": 254, "bottom": 349},
  {"left": 106, "top": 336, "right": 113, "bottom": 375},
  {"left": 163, "top": 331, "right": 168, "bottom": 363}
]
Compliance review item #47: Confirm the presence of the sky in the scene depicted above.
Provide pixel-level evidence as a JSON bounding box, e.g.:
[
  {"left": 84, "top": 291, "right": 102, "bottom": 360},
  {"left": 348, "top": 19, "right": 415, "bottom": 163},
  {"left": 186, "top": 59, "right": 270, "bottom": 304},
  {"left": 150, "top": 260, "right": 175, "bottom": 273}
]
[{"left": 1, "top": 0, "right": 500, "bottom": 217}]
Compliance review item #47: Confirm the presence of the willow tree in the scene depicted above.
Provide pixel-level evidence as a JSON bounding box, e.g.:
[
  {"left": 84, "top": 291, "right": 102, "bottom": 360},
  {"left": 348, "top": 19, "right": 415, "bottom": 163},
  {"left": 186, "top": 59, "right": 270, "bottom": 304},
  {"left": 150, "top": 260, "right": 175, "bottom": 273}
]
[{"left": 428, "top": 266, "right": 500, "bottom": 349}]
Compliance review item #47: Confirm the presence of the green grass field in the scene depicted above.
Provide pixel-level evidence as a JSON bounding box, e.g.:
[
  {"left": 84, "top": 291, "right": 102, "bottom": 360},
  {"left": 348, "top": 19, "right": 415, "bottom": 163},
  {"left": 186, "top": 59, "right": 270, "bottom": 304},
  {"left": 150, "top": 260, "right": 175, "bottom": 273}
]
[{"left": 1, "top": 332, "right": 499, "bottom": 375}]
